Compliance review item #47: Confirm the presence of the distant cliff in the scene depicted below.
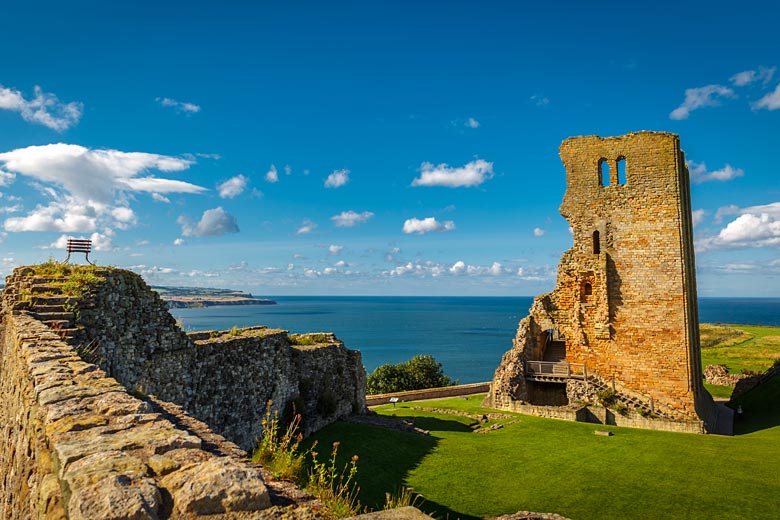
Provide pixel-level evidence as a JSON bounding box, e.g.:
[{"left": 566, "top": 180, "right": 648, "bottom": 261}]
[{"left": 153, "top": 285, "right": 277, "bottom": 308}]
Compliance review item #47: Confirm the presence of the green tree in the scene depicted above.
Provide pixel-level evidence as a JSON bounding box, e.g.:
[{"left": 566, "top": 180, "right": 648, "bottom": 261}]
[{"left": 366, "top": 355, "right": 454, "bottom": 395}]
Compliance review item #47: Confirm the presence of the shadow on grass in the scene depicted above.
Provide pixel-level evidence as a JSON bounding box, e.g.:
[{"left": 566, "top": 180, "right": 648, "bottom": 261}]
[
  {"left": 384, "top": 414, "right": 476, "bottom": 433},
  {"left": 730, "top": 374, "right": 780, "bottom": 435},
  {"left": 417, "top": 496, "right": 480, "bottom": 520},
  {"left": 303, "top": 421, "right": 440, "bottom": 511}
]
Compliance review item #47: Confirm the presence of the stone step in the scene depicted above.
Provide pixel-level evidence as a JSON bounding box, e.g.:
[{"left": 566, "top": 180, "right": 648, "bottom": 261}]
[
  {"left": 35, "top": 311, "right": 75, "bottom": 321},
  {"left": 30, "top": 276, "right": 69, "bottom": 284},
  {"left": 31, "top": 285, "right": 64, "bottom": 294},
  {"left": 30, "top": 295, "right": 71, "bottom": 305},
  {"left": 32, "top": 304, "right": 70, "bottom": 313}
]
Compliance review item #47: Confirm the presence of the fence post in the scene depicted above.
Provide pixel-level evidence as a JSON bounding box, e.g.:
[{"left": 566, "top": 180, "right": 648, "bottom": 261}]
[
  {"left": 650, "top": 397, "right": 654, "bottom": 415},
  {"left": 584, "top": 365, "right": 589, "bottom": 391}
]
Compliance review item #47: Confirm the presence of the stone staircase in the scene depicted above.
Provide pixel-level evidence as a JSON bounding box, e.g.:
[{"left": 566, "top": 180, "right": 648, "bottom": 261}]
[
  {"left": 582, "top": 374, "right": 679, "bottom": 420},
  {"left": 2, "top": 273, "right": 85, "bottom": 344}
]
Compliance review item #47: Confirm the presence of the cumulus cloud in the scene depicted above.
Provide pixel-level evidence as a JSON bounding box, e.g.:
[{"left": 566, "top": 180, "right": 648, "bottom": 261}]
[
  {"left": 411, "top": 159, "right": 493, "bottom": 188},
  {"left": 669, "top": 84, "right": 735, "bottom": 120},
  {"left": 328, "top": 244, "right": 343, "bottom": 255},
  {"left": 753, "top": 83, "right": 780, "bottom": 111},
  {"left": 692, "top": 209, "right": 706, "bottom": 227},
  {"left": 284, "top": 165, "right": 292, "bottom": 176},
  {"left": 178, "top": 207, "right": 239, "bottom": 237},
  {"left": 295, "top": 219, "right": 317, "bottom": 236},
  {"left": 218, "top": 174, "right": 248, "bottom": 198},
  {"left": 530, "top": 94, "right": 549, "bottom": 106},
  {"left": 156, "top": 97, "right": 201, "bottom": 113},
  {"left": 324, "top": 169, "right": 350, "bottom": 188},
  {"left": 402, "top": 217, "right": 455, "bottom": 235},
  {"left": 533, "top": 227, "right": 545, "bottom": 237},
  {"left": 265, "top": 165, "right": 279, "bottom": 183},
  {"left": 0, "top": 169, "right": 16, "bottom": 186},
  {"left": 47, "top": 231, "right": 116, "bottom": 252},
  {"left": 0, "top": 84, "right": 83, "bottom": 131},
  {"left": 331, "top": 210, "right": 374, "bottom": 227},
  {"left": 173, "top": 238, "right": 185, "bottom": 246},
  {"left": 0, "top": 143, "right": 205, "bottom": 234},
  {"left": 730, "top": 66, "right": 776, "bottom": 87},
  {"left": 696, "top": 202, "right": 780, "bottom": 252},
  {"left": 687, "top": 160, "right": 744, "bottom": 183},
  {"left": 466, "top": 117, "right": 480, "bottom": 128}
]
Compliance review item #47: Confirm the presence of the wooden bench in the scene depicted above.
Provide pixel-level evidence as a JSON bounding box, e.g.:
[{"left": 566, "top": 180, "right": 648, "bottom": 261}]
[{"left": 64, "top": 239, "right": 94, "bottom": 265}]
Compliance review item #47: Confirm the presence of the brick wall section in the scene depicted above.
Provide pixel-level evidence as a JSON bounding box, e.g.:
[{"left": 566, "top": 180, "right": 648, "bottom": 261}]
[{"left": 486, "top": 132, "right": 716, "bottom": 428}]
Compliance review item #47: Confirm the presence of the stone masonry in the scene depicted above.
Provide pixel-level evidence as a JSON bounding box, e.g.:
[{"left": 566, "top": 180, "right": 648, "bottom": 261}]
[{"left": 485, "top": 132, "right": 718, "bottom": 430}]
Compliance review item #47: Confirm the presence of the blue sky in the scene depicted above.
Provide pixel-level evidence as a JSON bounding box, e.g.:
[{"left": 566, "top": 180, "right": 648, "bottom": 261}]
[{"left": 1, "top": 1, "right": 779, "bottom": 296}]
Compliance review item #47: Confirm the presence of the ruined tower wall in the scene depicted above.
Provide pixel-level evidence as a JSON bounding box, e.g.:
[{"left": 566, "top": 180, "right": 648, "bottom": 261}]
[
  {"left": 557, "top": 132, "right": 702, "bottom": 415},
  {"left": 486, "top": 132, "right": 715, "bottom": 427}
]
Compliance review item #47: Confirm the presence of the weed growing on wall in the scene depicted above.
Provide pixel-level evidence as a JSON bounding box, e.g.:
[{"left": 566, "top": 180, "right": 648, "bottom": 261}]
[
  {"left": 308, "top": 441, "right": 363, "bottom": 518},
  {"left": 252, "top": 401, "right": 308, "bottom": 483}
]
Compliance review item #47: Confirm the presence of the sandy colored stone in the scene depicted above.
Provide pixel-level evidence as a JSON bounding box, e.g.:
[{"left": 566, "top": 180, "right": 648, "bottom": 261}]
[
  {"left": 146, "top": 454, "right": 180, "bottom": 476},
  {"left": 63, "top": 450, "right": 149, "bottom": 491},
  {"left": 67, "top": 474, "right": 161, "bottom": 520},
  {"left": 162, "top": 457, "right": 271, "bottom": 515},
  {"left": 46, "top": 413, "right": 108, "bottom": 436}
]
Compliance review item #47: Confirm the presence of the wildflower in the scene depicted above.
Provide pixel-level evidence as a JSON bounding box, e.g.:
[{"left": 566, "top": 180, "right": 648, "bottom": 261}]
[{"left": 352, "top": 455, "right": 359, "bottom": 462}]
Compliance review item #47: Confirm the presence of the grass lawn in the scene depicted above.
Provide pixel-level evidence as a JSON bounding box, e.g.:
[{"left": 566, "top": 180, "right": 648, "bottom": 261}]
[
  {"left": 306, "top": 387, "right": 780, "bottom": 520},
  {"left": 700, "top": 323, "right": 780, "bottom": 374}
]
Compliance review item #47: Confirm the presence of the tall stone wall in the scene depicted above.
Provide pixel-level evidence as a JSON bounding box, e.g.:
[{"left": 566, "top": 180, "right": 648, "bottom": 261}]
[
  {"left": 486, "top": 132, "right": 715, "bottom": 428},
  {"left": 0, "top": 313, "right": 274, "bottom": 519}
]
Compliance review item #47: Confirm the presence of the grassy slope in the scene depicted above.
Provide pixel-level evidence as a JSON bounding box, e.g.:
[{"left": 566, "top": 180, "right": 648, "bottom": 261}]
[
  {"left": 700, "top": 324, "right": 780, "bottom": 374},
  {"left": 307, "top": 393, "right": 780, "bottom": 520}
]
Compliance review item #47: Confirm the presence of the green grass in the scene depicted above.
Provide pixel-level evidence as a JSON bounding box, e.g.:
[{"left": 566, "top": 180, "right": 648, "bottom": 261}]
[
  {"left": 703, "top": 382, "right": 733, "bottom": 399},
  {"left": 700, "top": 323, "right": 780, "bottom": 374},
  {"left": 306, "top": 393, "right": 780, "bottom": 519}
]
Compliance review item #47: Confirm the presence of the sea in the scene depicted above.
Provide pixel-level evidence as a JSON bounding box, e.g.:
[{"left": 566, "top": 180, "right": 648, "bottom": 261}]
[{"left": 170, "top": 296, "right": 780, "bottom": 385}]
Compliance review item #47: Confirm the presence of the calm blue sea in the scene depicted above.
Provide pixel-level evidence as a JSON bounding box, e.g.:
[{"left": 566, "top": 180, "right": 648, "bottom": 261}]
[{"left": 170, "top": 297, "right": 780, "bottom": 384}]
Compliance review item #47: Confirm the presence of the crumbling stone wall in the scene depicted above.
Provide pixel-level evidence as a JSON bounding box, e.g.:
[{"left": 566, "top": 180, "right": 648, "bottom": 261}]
[
  {"left": 486, "top": 132, "right": 715, "bottom": 427},
  {"left": 4, "top": 267, "right": 367, "bottom": 451},
  {"left": 0, "top": 313, "right": 274, "bottom": 519}
]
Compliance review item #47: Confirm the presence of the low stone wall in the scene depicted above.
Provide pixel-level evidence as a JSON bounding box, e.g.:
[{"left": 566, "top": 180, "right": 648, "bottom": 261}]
[
  {"left": 366, "top": 382, "right": 490, "bottom": 406},
  {"left": 0, "top": 313, "right": 274, "bottom": 519}
]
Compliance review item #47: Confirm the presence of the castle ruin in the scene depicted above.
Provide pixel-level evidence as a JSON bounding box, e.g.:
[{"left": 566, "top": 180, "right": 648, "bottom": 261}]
[{"left": 484, "top": 132, "right": 718, "bottom": 431}]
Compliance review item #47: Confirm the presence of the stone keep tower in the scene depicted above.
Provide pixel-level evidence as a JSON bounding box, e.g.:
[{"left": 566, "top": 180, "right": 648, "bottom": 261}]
[{"left": 485, "top": 132, "right": 712, "bottom": 423}]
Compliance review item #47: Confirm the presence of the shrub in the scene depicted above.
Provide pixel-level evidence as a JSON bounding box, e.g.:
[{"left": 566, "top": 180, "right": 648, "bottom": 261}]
[
  {"left": 367, "top": 355, "right": 455, "bottom": 395},
  {"left": 596, "top": 388, "right": 616, "bottom": 407}
]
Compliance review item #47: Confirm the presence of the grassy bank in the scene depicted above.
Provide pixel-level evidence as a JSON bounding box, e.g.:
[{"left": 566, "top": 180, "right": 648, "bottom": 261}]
[
  {"left": 700, "top": 323, "right": 780, "bottom": 373},
  {"left": 306, "top": 387, "right": 780, "bottom": 519}
]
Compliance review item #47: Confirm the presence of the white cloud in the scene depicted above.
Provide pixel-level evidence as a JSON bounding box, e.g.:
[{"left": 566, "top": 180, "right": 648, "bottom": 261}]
[
  {"left": 218, "top": 174, "right": 248, "bottom": 198},
  {"left": 47, "top": 230, "right": 115, "bottom": 252},
  {"left": 533, "top": 227, "right": 545, "bottom": 237},
  {"left": 284, "top": 165, "right": 292, "bottom": 176},
  {"left": 530, "top": 94, "right": 550, "bottom": 106},
  {"left": 156, "top": 97, "right": 201, "bottom": 113},
  {"left": 487, "top": 262, "right": 503, "bottom": 276},
  {"left": 449, "top": 260, "right": 466, "bottom": 275},
  {"left": 730, "top": 66, "right": 776, "bottom": 87},
  {"left": 328, "top": 244, "right": 343, "bottom": 255},
  {"left": 152, "top": 193, "right": 171, "bottom": 203},
  {"left": 265, "top": 165, "right": 279, "bottom": 183},
  {"left": 173, "top": 238, "right": 185, "bottom": 246},
  {"left": 669, "top": 84, "right": 735, "bottom": 120},
  {"left": 0, "top": 84, "right": 83, "bottom": 131},
  {"left": 692, "top": 209, "right": 706, "bottom": 227},
  {"left": 331, "top": 210, "right": 374, "bottom": 227},
  {"left": 178, "top": 207, "right": 239, "bottom": 237},
  {"left": 753, "top": 83, "right": 780, "bottom": 111},
  {"left": 696, "top": 202, "right": 780, "bottom": 252},
  {"left": 402, "top": 217, "right": 456, "bottom": 235},
  {"left": 324, "top": 169, "right": 350, "bottom": 188},
  {"left": 687, "top": 160, "right": 744, "bottom": 183},
  {"left": 295, "top": 219, "right": 317, "bottom": 236},
  {"left": 466, "top": 117, "right": 480, "bottom": 128},
  {"left": 411, "top": 159, "right": 493, "bottom": 188},
  {"left": 0, "top": 143, "right": 205, "bottom": 234},
  {"left": 0, "top": 169, "right": 15, "bottom": 186}
]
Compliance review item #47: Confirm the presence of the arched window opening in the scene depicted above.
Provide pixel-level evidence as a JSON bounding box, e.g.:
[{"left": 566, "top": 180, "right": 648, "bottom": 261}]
[
  {"left": 593, "top": 230, "right": 600, "bottom": 255},
  {"left": 599, "top": 158, "right": 610, "bottom": 186},
  {"left": 584, "top": 283, "right": 593, "bottom": 296},
  {"left": 616, "top": 156, "right": 626, "bottom": 185}
]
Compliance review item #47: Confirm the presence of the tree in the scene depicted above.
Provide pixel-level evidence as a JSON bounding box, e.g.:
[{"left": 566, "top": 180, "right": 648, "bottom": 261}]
[{"left": 366, "top": 355, "right": 454, "bottom": 395}]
